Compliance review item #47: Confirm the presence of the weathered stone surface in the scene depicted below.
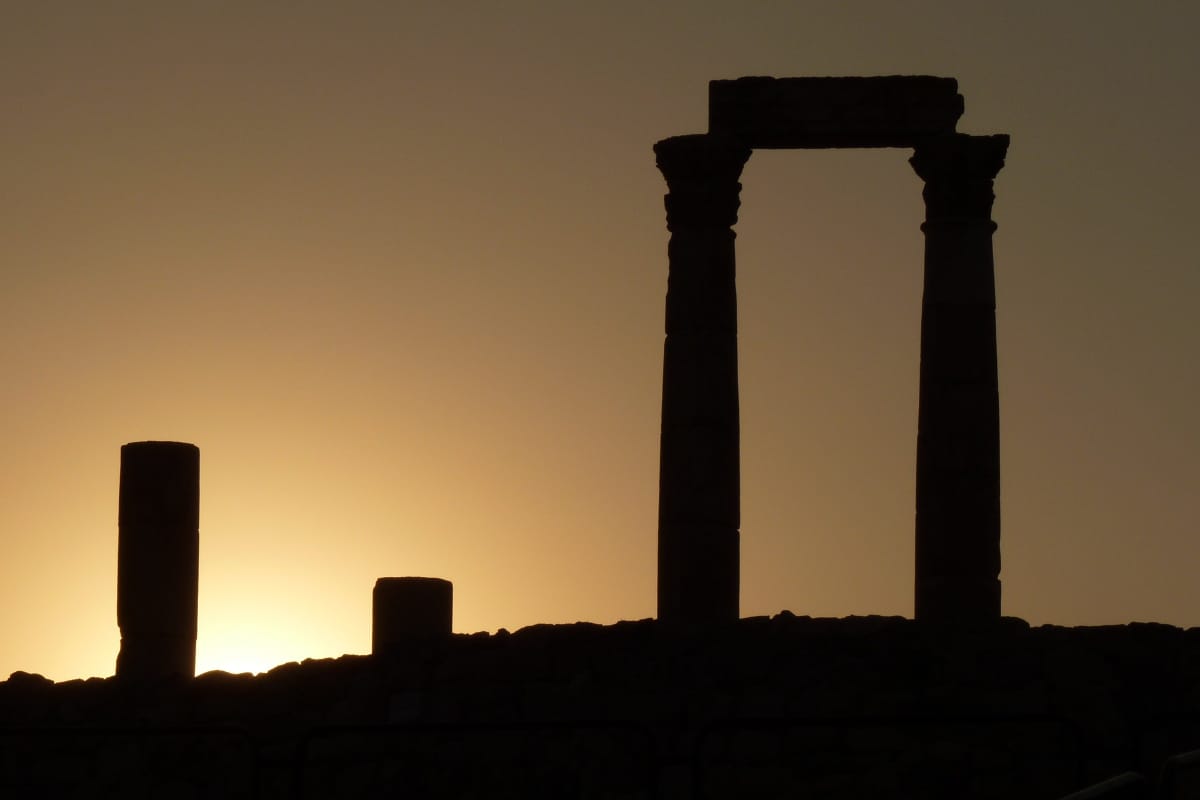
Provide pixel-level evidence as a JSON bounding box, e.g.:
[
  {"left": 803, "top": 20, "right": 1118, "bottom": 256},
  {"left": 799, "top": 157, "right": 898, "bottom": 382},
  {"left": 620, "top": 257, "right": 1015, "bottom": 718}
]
[{"left": 709, "top": 75, "right": 964, "bottom": 148}]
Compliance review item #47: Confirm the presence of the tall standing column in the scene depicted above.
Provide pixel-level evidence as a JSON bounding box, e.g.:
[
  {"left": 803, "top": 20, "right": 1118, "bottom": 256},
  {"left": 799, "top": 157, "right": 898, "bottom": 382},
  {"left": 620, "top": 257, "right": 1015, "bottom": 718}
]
[
  {"left": 116, "top": 441, "right": 200, "bottom": 679},
  {"left": 910, "top": 133, "right": 1009, "bottom": 623},
  {"left": 654, "top": 134, "right": 751, "bottom": 624}
]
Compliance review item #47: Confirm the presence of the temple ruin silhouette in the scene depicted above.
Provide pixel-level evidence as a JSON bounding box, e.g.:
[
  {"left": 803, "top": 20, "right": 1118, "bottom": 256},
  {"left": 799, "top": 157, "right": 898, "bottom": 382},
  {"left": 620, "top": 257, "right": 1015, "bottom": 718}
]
[
  {"left": 656, "top": 76, "right": 1005, "bottom": 627},
  {"left": 4, "top": 76, "right": 1200, "bottom": 799}
]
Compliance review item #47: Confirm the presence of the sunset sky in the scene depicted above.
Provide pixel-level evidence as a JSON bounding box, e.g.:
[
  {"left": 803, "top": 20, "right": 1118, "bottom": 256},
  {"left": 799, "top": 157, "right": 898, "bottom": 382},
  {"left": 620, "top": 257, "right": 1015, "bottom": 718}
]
[{"left": 2, "top": 2, "right": 1197, "bottom": 681}]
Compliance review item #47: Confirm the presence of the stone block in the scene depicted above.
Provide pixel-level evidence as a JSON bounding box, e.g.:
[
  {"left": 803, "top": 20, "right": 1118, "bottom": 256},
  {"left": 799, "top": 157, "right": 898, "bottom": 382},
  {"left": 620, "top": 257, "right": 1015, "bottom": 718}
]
[
  {"left": 709, "top": 75, "right": 963, "bottom": 148},
  {"left": 372, "top": 577, "right": 453, "bottom": 655}
]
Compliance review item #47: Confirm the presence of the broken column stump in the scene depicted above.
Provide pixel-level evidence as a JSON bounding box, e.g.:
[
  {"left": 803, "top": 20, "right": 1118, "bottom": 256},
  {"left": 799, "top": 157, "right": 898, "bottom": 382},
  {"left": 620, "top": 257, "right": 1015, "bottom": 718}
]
[
  {"left": 116, "top": 441, "right": 200, "bottom": 680},
  {"left": 372, "top": 577, "right": 453, "bottom": 654}
]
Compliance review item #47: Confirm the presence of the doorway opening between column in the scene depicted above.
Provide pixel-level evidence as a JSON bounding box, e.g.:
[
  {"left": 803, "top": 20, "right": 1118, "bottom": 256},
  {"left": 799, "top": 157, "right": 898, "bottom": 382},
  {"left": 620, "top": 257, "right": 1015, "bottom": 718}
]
[{"left": 735, "top": 149, "right": 923, "bottom": 619}]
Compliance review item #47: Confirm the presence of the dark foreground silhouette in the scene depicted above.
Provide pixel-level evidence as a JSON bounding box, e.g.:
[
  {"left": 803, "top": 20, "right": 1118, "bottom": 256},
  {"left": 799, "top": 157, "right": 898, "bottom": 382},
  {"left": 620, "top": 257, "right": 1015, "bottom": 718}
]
[{"left": 5, "top": 616, "right": 1200, "bottom": 797}]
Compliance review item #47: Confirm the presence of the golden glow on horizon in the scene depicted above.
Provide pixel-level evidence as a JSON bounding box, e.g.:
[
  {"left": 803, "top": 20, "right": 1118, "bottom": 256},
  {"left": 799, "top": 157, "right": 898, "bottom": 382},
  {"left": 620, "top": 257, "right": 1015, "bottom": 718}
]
[{"left": 196, "top": 625, "right": 295, "bottom": 677}]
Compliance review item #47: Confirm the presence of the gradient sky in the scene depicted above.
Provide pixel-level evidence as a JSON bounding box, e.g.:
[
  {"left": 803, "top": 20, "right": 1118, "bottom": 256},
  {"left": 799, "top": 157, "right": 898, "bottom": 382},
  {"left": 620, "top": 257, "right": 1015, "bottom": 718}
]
[{"left": 2, "top": 2, "right": 1197, "bottom": 681}]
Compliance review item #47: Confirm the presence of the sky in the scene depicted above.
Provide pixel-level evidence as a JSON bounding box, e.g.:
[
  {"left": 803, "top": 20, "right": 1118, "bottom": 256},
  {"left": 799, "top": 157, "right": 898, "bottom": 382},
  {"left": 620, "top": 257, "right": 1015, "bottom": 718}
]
[{"left": 1, "top": 1, "right": 1197, "bottom": 681}]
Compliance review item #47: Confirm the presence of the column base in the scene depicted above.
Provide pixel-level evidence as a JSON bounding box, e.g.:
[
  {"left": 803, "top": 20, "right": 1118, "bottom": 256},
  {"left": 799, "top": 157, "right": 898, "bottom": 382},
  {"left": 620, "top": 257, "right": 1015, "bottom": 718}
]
[
  {"left": 116, "top": 636, "right": 196, "bottom": 681},
  {"left": 658, "top": 524, "right": 739, "bottom": 624},
  {"left": 915, "top": 576, "right": 1000, "bottom": 624}
]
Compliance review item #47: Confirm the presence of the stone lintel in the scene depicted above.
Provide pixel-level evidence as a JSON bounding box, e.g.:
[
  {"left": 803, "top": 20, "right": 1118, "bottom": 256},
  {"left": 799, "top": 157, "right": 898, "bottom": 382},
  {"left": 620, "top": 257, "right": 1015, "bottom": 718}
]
[{"left": 709, "top": 75, "right": 964, "bottom": 149}]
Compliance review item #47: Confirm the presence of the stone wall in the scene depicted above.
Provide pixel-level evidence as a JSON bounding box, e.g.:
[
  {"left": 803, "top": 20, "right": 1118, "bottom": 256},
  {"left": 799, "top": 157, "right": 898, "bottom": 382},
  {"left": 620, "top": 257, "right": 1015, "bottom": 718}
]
[{"left": 5, "top": 615, "right": 1200, "bottom": 798}]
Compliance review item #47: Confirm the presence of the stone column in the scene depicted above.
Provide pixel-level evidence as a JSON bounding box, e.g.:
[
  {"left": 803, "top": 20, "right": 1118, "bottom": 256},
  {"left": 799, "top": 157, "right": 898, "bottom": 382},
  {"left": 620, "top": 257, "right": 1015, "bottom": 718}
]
[
  {"left": 654, "top": 134, "right": 751, "bottom": 624},
  {"left": 910, "top": 133, "right": 1009, "bottom": 623},
  {"left": 373, "top": 577, "right": 453, "bottom": 655},
  {"left": 116, "top": 441, "right": 200, "bottom": 679}
]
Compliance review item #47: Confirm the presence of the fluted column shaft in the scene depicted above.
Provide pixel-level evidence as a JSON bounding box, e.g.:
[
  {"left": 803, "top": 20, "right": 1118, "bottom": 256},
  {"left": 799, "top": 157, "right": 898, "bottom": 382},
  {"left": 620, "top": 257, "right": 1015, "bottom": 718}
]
[
  {"left": 654, "top": 134, "right": 751, "bottom": 624},
  {"left": 910, "top": 134, "right": 1009, "bottom": 623}
]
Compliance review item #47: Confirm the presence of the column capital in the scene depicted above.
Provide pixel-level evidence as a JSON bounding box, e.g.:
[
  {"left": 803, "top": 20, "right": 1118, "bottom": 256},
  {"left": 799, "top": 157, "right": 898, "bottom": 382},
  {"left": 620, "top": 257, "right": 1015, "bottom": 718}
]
[
  {"left": 654, "top": 134, "right": 752, "bottom": 231},
  {"left": 910, "top": 133, "right": 1009, "bottom": 222}
]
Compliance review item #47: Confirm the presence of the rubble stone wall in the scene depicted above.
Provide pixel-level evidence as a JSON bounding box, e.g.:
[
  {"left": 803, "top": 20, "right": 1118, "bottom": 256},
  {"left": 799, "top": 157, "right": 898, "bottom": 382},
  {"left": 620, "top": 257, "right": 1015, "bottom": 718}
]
[{"left": 4, "top": 615, "right": 1200, "bottom": 798}]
